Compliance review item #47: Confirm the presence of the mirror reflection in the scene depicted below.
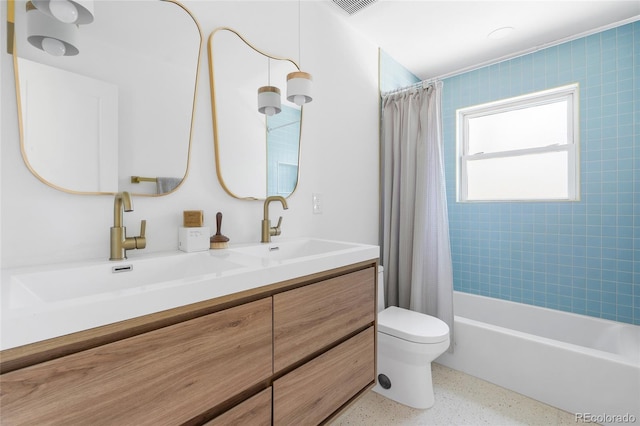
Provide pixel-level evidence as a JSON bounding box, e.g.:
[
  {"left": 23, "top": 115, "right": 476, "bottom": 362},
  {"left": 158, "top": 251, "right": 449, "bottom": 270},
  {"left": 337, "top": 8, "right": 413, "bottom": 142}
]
[
  {"left": 209, "top": 27, "right": 302, "bottom": 200},
  {"left": 11, "top": 0, "right": 202, "bottom": 195}
]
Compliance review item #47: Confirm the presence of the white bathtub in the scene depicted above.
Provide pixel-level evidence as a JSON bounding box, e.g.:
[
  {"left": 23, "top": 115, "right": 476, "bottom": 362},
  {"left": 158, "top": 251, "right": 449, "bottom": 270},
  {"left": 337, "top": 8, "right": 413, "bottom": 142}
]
[{"left": 437, "top": 291, "right": 640, "bottom": 425}]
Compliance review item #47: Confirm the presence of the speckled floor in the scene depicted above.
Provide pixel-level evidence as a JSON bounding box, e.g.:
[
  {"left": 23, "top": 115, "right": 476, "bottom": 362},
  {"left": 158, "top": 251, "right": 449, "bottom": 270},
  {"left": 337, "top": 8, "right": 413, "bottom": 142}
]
[{"left": 330, "top": 363, "right": 579, "bottom": 426}]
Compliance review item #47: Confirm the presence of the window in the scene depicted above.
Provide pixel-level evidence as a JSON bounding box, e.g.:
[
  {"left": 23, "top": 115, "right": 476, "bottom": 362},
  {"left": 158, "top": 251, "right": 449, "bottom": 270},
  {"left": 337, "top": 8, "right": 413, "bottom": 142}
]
[{"left": 457, "top": 84, "right": 579, "bottom": 202}]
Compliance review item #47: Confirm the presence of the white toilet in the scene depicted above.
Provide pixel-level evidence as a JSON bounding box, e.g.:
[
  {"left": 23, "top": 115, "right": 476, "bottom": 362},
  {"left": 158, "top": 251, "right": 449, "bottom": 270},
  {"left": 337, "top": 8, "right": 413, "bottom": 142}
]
[{"left": 373, "top": 267, "right": 450, "bottom": 409}]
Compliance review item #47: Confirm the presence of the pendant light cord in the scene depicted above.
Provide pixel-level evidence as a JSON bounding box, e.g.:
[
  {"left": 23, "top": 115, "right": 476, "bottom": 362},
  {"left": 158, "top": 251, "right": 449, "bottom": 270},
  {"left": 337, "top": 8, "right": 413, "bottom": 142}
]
[{"left": 298, "top": 0, "right": 301, "bottom": 68}]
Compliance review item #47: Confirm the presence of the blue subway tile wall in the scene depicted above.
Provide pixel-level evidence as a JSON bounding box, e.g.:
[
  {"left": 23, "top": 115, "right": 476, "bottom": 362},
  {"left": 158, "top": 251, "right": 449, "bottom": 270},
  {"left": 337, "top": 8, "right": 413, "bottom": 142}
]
[
  {"left": 442, "top": 22, "right": 639, "bottom": 325},
  {"left": 267, "top": 106, "right": 301, "bottom": 196},
  {"left": 379, "top": 49, "right": 420, "bottom": 93}
]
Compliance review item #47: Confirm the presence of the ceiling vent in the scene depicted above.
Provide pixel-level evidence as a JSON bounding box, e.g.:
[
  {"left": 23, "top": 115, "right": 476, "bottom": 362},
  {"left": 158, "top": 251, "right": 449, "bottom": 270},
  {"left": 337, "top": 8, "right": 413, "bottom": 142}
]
[{"left": 332, "top": 0, "right": 378, "bottom": 15}]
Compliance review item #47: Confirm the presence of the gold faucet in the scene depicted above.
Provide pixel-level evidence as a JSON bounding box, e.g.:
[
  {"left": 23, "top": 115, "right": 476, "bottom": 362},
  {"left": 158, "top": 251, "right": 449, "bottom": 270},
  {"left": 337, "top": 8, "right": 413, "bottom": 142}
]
[
  {"left": 261, "top": 196, "right": 288, "bottom": 243},
  {"left": 110, "top": 191, "right": 146, "bottom": 260}
]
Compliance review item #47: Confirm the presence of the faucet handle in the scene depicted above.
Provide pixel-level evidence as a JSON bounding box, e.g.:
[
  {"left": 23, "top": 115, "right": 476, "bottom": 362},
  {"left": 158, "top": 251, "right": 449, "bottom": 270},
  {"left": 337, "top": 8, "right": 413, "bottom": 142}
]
[
  {"left": 136, "top": 220, "right": 147, "bottom": 249},
  {"left": 272, "top": 216, "right": 283, "bottom": 237}
]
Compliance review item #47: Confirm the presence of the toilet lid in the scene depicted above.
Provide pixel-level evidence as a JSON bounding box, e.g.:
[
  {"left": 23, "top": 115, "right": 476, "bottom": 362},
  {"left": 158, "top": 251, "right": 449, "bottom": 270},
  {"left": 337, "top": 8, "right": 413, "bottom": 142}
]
[{"left": 378, "top": 306, "right": 449, "bottom": 344}]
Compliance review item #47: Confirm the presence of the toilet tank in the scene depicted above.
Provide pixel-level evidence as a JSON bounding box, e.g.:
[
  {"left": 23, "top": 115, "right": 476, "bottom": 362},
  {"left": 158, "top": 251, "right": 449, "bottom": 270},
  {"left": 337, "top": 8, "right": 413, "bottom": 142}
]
[{"left": 377, "top": 266, "right": 385, "bottom": 313}]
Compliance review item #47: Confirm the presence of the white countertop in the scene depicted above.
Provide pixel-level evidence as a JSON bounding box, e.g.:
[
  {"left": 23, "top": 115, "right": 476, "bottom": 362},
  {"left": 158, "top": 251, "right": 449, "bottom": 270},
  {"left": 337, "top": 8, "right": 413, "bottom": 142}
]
[{"left": 0, "top": 239, "right": 379, "bottom": 350}]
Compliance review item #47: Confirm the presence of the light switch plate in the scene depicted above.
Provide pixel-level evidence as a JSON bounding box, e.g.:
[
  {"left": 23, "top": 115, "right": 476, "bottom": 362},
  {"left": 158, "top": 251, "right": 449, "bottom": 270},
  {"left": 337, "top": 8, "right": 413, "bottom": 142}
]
[{"left": 312, "top": 193, "right": 322, "bottom": 214}]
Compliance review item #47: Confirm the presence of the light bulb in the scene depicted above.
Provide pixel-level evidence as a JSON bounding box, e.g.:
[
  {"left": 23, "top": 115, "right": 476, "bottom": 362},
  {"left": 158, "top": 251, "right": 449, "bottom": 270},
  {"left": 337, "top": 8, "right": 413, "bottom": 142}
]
[
  {"left": 42, "top": 37, "right": 66, "bottom": 56},
  {"left": 265, "top": 106, "right": 276, "bottom": 116},
  {"left": 293, "top": 95, "right": 306, "bottom": 106},
  {"left": 49, "top": 0, "right": 79, "bottom": 23}
]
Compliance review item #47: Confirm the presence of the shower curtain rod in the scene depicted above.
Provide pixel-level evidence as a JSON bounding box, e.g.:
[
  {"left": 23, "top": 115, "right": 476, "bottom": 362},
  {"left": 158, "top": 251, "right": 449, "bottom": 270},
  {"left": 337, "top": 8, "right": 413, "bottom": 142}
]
[
  {"left": 267, "top": 120, "right": 299, "bottom": 133},
  {"left": 381, "top": 79, "right": 440, "bottom": 97}
]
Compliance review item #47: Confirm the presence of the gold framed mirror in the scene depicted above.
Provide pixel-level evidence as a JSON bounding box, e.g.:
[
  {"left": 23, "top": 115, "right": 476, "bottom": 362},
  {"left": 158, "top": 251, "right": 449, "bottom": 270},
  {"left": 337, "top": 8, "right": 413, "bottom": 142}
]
[
  {"left": 208, "top": 27, "right": 302, "bottom": 200},
  {"left": 8, "top": 0, "right": 202, "bottom": 195}
]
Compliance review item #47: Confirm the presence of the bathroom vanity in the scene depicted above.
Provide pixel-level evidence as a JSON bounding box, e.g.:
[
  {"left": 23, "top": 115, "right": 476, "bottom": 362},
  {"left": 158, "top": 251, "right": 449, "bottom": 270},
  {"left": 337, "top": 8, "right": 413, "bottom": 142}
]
[{"left": 0, "top": 239, "right": 378, "bottom": 425}]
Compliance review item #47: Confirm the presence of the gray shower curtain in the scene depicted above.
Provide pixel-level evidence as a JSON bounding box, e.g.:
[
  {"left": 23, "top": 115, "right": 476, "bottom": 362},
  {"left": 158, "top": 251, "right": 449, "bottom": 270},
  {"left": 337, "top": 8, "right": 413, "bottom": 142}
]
[{"left": 380, "top": 81, "right": 454, "bottom": 341}]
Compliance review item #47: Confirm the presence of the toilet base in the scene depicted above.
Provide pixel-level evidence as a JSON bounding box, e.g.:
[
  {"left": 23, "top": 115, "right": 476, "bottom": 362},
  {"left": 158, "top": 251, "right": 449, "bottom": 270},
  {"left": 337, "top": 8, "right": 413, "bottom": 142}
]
[
  {"left": 372, "top": 353, "right": 435, "bottom": 409},
  {"left": 373, "top": 331, "right": 449, "bottom": 409}
]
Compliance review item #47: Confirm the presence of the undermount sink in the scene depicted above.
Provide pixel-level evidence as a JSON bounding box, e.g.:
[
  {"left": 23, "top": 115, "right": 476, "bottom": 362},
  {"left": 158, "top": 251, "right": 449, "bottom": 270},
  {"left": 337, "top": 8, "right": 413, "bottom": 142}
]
[
  {"left": 228, "top": 238, "right": 367, "bottom": 262},
  {"left": 8, "top": 251, "right": 245, "bottom": 306}
]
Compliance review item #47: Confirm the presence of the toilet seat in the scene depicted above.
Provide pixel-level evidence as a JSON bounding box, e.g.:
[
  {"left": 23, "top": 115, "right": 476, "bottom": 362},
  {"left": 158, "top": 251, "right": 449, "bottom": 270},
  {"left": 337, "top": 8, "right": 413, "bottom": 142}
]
[{"left": 378, "top": 306, "right": 449, "bottom": 344}]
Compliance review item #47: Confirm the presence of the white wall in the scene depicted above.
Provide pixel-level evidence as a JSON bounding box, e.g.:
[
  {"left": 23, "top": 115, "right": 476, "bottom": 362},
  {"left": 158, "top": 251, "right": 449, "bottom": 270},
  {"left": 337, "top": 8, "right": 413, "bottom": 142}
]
[{"left": 0, "top": 1, "right": 380, "bottom": 269}]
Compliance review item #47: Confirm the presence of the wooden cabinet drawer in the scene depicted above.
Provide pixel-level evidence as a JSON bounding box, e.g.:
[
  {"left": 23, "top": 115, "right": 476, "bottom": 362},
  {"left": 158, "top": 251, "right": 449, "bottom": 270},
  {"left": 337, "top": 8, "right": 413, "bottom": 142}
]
[
  {"left": 273, "top": 327, "right": 375, "bottom": 425},
  {"left": 273, "top": 267, "right": 375, "bottom": 371},
  {"left": 0, "top": 298, "right": 273, "bottom": 425},
  {"left": 205, "top": 387, "right": 272, "bottom": 426}
]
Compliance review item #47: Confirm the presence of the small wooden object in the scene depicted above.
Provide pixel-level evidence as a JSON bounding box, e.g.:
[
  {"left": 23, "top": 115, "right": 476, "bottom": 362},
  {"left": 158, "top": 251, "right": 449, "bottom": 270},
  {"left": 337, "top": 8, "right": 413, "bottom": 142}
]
[
  {"left": 210, "top": 212, "right": 230, "bottom": 249},
  {"left": 183, "top": 210, "right": 204, "bottom": 227}
]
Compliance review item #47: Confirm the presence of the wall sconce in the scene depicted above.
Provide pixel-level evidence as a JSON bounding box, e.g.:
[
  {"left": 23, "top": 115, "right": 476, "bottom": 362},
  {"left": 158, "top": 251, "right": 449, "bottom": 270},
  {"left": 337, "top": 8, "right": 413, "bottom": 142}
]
[
  {"left": 32, "top": 0, "right": 94, "bottom": 24},
  {"left": 27, "top": 2, "right": 79, "bottom": 56},
  {"left": 258, "top": 57, "right": 281, "bottom": 116},
  {"left": 286, "top": 0, "right": 312, "bottom": 106}
]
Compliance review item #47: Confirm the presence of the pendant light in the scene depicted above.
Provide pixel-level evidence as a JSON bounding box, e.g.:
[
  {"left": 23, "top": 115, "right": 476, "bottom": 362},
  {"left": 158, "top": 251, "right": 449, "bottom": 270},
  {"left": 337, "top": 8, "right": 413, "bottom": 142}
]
[
  {"left": 286, "top": 0, "right": 312, "bottom": 106},
  {"left": 27, "top": 2, "right": 79, "bottom": 56},
  {"left": 258, "top": 86, "right": 282, "bottom": 116},
  {"left": 32, "top": 0, "right": 94, "bottom": 25},
  {"left": 258, "top": 58, "right": 282, "bottom": 116}
]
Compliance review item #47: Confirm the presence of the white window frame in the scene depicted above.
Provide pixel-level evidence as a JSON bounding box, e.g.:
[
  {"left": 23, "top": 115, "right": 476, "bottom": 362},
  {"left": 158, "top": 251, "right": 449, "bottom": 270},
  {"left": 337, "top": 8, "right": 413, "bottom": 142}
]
[{"left": 456, "top": 83, "right": 580, "bottom": 202}]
